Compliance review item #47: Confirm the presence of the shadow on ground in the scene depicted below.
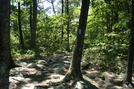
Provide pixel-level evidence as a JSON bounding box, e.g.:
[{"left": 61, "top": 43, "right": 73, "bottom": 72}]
[
  {"left": 9, "top": 53, "right": 72, "bottom": 89},
  {"left": 9, "top": 53, "right": 134, "bottom": 89}
]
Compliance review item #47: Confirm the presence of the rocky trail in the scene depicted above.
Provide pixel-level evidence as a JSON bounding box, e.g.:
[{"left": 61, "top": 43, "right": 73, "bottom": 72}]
[{"left": 9, "top": 53, "right": 134, "bottom": 89}]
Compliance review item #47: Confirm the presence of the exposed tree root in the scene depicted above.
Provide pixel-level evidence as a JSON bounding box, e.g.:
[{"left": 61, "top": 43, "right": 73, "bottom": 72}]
[
  {"left": 72, "top": 79, "right": 98, "bottom": 89},
  {"left": 61, "top": 69, "right": 98, "bottom": 89},
  {"left": 61, "top": 69, "right": 73, "bottom": 82}
]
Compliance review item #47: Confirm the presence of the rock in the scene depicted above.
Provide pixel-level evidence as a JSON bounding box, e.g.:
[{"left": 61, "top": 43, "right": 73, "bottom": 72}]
[
  {"left": 10, "top": 77, "right": 31, "bottom": 83},
  {"left": 33, "top": 60, "right": 47, "bottom": 64},
  {"left": 55, "top": 84, "right": 66, "bottom": 89},
  {"left": 122, "top": 84, "right": 128, "bottom": 88},
  {"left": 48, "top": 84, "right": 67, "bottom": 89},
  {"left": 72, "top": 80, "right": 98, "bottom": 89},
  {"left": 27, "top": 63, "right": 37, "bottom": 68},
  {"left": 109, "top": 78, "right": 123, "bottom": 86},
  {"left": 36, "top": 70, "right": 42, "bottom": 76},
  {"left": 100, "top": 72, "right": 110, "bottom": 80},
  {"left": 19, "top": 62, "right": 27, "bottom": 67},
  {"left": 34, "top": 86, "right": 49, "bottom": 89},
  {"left": 20, "top": 71, "right": 28, "bottom": 76},
  {"left": 47, "top": 75, "right": 60, "bottom": 79},
  {"left": 106, "top": 84, "right": 123, "bottom": 89},
  {"left": 53, "top": 66, "right": 65, "bottom": 74},
  {"left": 21, "top": 84, "right": 34, "bottom": 89},
  {"left": 63, "top": 60, "right": 70, "bottom": 64},
  {"left": 36, "top": 64, "right": 44, "bottom": 69},
  {"left": 81, "top": 61, "right": 89, "bottom": 69},
  {"left": 81, "top": 70, "right": 86, "bottom": 74}
]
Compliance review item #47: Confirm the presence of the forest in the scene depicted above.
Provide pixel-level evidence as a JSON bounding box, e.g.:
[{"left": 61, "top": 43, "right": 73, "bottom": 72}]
[{"left": 0, "top": 0, "right": 134, "bottom": 89}]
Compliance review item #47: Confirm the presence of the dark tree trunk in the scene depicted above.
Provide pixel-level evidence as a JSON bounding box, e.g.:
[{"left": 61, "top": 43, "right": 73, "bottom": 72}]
[
  {"left": 62, "top": 0, "right": 90, "bottom": 81},
  {"left": 30, "top": 2, "right": 32, "bottom": 32},
  {"left": 31, "top": 0, "right": 37, "bottom": 48},
  {"left": 61, "top": 0, "right": 64, "bottom": 43},
  {"left": 66, "top": 0, "right": 70, "bottom": 51},
  {"left": 51, "top": 1, "right": 56, "bottom": 14},
  {"left": 125, "top": 0, "right": 134, "bottom": 85},
  {"left": 0, "top": 0, "right": 16, "bottom": 88},
  {"left": 18, "top": 1, "right": 24, "bottom": 48}
]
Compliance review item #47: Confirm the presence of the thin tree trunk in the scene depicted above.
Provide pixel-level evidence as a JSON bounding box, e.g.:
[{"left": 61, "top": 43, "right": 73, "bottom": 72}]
[
  {"left": 18, "top": 1, "right": 24, "bottom": 48},
  {"left": 61, "top": 0, "right": 64, "bottom": 43},
  {"left": 52, "top": 1, "right": 56, "bottom": 14},
  {"left": 30, "top": 2, "right": 32, "bottom": 33},
  {"left": 125, "top": 0, "right": 134, "bottom": 84},
  {"left": 62, "top": 0, "right": 90, "bottom": 81},
  {"left": 46, "top": 0, "right": 56, "bottom": 14},
  {"left": 31, "top": 0, "right": 37, "bottom": 48},
  {"left": 66, "top": 0, "right": 70, "bottom": 51}
]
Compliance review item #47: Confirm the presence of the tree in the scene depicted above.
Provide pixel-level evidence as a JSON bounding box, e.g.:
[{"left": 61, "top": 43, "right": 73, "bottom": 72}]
[
  {"left": 18, "top": 1, "right": 24, "bottom": 48},
  {"left": 62, "top": 0, "right": 98, "bottom": 88},
  {"left": 124, "top": 0, "right": 134, "bottom": 86},
  {"left": 46, "top": 0, "right": 56, "bottom": 14},
  {"left": 61, "top": 0, "right": 64, "bottom": 43},
  {"left": 31, "top": 0, "right": 37, "bottom": 48},
  {"left": 0, "top": 0, "right": 16, "bottom": 88},
  {"left": 30, "top": 0, "right": 33, "bottom": 40},
  {"left": 65, "top": 0, "right": 70, "bottom": 51}
]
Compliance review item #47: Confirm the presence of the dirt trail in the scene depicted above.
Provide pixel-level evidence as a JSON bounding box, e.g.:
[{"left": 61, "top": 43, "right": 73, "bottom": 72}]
[{"left": 9, "top": 53, "right": 134, "bottom": 89}]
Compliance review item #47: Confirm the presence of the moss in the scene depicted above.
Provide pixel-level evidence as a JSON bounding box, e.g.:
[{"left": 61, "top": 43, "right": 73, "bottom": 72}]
[{"left": 101, "top": 72, "right": 109, "bottom": 76}]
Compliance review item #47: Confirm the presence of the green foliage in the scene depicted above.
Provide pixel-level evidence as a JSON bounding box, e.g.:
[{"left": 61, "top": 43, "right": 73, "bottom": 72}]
[
  {"left": 10, "top": 0, "right": 130, "bottom": 72},
  {"left": 82, "top": 0, "right": 130, "bottom": 72}
]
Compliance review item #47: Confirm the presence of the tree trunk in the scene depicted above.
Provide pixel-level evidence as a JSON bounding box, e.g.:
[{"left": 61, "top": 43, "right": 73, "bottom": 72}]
[
  {"left": 0, "top": 0, "right": 16, "bottom": 88},
  {"left": 61, "top": 0, "right": 64, "bottom": 43},
  {"left": 51, "top": 1, "right": 56, "bottom": 14},
  {"left": 124, "top": 0, "right": 134, "bottom": 85},
  {"left": 62, "top": 0, "right": 90, "bottom": 81},
  {"left": 31, "top": 0, "right": 37, "bottom": 48},
  {"left": 66, "top": 0, "right": 70, "bottom": 52},
  {"left": 30, "top": 2, "right": 33, "bottom": 33},
  {"left": 46, "top": 0, "right": 56, "bottom": 14},
  {"left": 18, "top": 1, "right": 24, "bottom": 48}
]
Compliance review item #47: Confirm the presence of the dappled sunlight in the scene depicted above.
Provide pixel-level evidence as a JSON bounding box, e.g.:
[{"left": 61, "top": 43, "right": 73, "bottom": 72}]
[
  {"left": 9, "top": 53, "right": 71, "bottom": 89},
  {"left": 8, "top": 53, "right": 134, "bottom": 89}
]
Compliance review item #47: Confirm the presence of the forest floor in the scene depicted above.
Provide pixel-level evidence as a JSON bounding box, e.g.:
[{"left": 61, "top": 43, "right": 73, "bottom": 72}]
[{"left": 9, "top": 53, "right": 134, "bottom": 89}]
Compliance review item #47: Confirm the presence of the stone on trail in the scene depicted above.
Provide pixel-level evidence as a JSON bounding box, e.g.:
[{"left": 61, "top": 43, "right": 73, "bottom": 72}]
[
  {"left": 21, "top": 84, "right": 34, "bottom": 89},
  {"left": 48, "top": 84, "right": 67, "bottom": 89},
  {"left": 81, "top": 61, "right": 90, "bottom": 69},
  {"left": 27, "top": 63, "right": 37, "bottom": 68},
  {"left": 53, "top": 66, "right": 65, "bottom": 74},
  {"left": 72, "top": 80, "right": 98, "bottom": 89}
]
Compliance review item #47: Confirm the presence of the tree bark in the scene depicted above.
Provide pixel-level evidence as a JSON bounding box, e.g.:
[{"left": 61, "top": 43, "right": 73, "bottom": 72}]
[
  {"left": 18, "top": 1, "right": 24, "bottom": 48},
  {"left": 31, "top": 0, "right": 37, "bottom": 48},
  {"left": 51, "top": 1, "right": 56, "bottom": 14},
  {"left": 0, "top": 0, "right": 16, "bottom": 88},
  {"left": 30, "top": 2, "right": 33, "bottom": 32},
  {"left": 66, "top": 0, "right": 70, "bottom": 52},
  {"left": 61, "top": 0, "right": 64, "bottom": 43},
  {"left": 124, "top": 0, "right": 134, "bottom": 84},
  {"left": 62, "top": 0, "right": 90, "bottom": 81}
]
